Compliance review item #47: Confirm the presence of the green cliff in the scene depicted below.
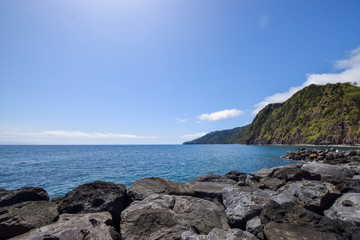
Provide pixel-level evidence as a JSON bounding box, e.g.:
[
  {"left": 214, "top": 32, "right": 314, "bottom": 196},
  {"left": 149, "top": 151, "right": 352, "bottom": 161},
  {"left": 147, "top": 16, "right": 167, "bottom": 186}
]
[
  {"left": 184, "top": 83, "right": 360, "bottom": 145},
  {"left": 183, "top": 126, "right": 249, "bottom": 144}
]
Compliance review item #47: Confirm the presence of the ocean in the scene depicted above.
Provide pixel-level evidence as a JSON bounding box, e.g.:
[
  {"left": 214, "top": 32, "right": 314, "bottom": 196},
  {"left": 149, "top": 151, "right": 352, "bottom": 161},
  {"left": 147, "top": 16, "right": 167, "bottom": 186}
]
[{"left": 0, "top": 144, "right": 301, "bottom": 198}]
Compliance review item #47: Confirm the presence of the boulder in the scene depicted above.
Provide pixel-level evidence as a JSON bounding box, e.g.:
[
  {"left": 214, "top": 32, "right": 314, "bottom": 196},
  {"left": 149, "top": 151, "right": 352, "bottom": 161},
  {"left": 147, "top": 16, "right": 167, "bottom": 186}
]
[
  {"left": 301, "top": 162, "right": 356, "bottom": 183},
  {"left": 173, "top": 196, "right": 230, "bottom": 234},
  {"left": 193, "top": 174, "right": 237, "bottom": 184},
  {"left": 261, "top": 201, "right": 360, "bottom": 239},
  {"left": 120, "top": 194, "right": 230, "bottom": 240},
  {"left": 336, "top": 178, "right": 360, "bottom": 193},
  {"left": 128, "top": 177, "right": 195, "bottom": 201},
  {"left": 120, "top": 195, "right": 192, "bottom": 240},
  {"left": 271, "top": 167, "right": 319, "bottom": 181},
  {"left": 222, "top": 187, "right": 271, "bottom": 229},
  {"left": 324, "top": 192, "right": 360, "bottom": 224},
  {"left": 264, "top": 221, "right": 345, "bottom": 240},
  {"left": 252, "top": 163, "right": 304, "bottom": 178},
  {"left": 0, "top": 201, "right": 59, "bottom": 239},
  {"left": 274, "top": 180, "right": 341, "bottom": 214},
  {"left": 0, "top": 187, "right": 49, "bottom": 207},
  {"left": 181, "top": 228, "right": 257, "bottom": 240},
  {"left": 186, "top": 174, "right": 236, "bottom": 202},
  {"left": 224, "top": 170, "right": 248, "bottom": 182},
  {"left": 58, "top": 181, "right": 127, "bottom": 232},
  {"left": 259, "top": 177, "right": 284, "bottom": 190},
  {"left": 11, "top": 212, "right": 119, "bottom": 240},
  {"left": 246, "top": 216, "right": 264, "bottom": 240}
]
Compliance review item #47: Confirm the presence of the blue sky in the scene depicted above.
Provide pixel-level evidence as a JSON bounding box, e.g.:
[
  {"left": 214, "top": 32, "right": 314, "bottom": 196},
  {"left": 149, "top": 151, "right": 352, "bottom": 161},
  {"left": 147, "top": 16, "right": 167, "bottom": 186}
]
[{"left": 1, "top": 0, "right": 360, "bottom": 144}]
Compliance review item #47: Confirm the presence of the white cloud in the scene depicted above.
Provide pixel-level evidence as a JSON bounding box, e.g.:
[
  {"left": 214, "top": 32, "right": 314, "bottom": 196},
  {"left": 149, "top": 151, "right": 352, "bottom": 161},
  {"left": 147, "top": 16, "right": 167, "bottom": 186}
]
[
  {"left": 252, "top": 46, "right": 360, "bottom": 115},
  {"left": 176, "top": 119, "right": 188, "bottom": 124},
  {"left": 198, "top": 109, "right": 244, "bottom": 122},
  {"left": 179, "top": 132, "right": 207, "bottom": 139},
  {"left": 0, "top": 131, "right": 158, "bottom": 139}
]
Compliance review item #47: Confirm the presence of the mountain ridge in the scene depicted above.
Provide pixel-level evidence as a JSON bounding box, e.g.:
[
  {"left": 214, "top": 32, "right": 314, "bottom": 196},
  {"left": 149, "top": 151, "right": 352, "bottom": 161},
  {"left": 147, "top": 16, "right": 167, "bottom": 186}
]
[{"left": 184, "top": 82, "right": 360, "bottom": 145}]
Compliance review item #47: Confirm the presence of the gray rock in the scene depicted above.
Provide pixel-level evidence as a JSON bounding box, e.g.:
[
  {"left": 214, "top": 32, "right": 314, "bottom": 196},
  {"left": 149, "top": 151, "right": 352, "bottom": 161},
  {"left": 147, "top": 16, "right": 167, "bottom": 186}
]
[
  {"left": 173, "top": 196, "right": 230, "bottom": 234},
  {"left": 120, "top": 194, "right": 230, "bottom": 240},
  {"left": 128, "top": 177, "right": 195, "bottom": 201},
  {"left": 261, "top": 201, "right": 360, "bottom": 239},
  {"left": 252, "top": 164, "right": 303, "bottom": 179},
  {"left": 272, "top": 167, "right": 319, "bottom": 181},
  {"left": 246, "top": 216, "right": 264, "bottom": 239},
  {"left": 324, "top": 192, "right": 360, "bottom": 224},
  {"left": 0, "top": 187, "right": 49, "bottom": 207},
  {"left": 181, "top": 228, "right": 257, "bottom": 240},
  {"left": 181, "top": 231, "right": 208, "bottom": 240},
  {"left": 193, "top": 174, "right": 237, "bottom": 184},
  {"left": 222, "top": 187, "right": 271, "bottom": 228},
  {"left": 58, "top": 181, "right": 127, "bottom": 231},
  {"left": 11, "top": 212, "right": 119, "bottom": 240},
  {"left": 120, "top": 195, "right": 192, "bottom": 240},
  {"left": 302, "top": 162, "right": 356, "bottom": 183},
  {"left": 0, "top": 201, "right": 59, "bottom": 239},
  {"left": 275, "top": 180, "right": 341, "bottom": 214},
  {"left": 259, "top": 177, "right": 284, "bottom": 190},
  {"left": 186, "top": 181, "right": 234, "bottom": 202},
  {"left": 336, "top": 178, "right": 360, "bottom": 193},
  {"left": 345, "top": 150, "right": 357, "bottom": 158},
  {"left": 207, "top": 228, "right": 257, "bottom": 240},
  {"left": 264, "top": 221, "right": 345, "bottom": 240},
  {"left": 186, "top": 174, "right": 236, "bottom": 202},
  {"left": 224, "top": 171, "right": 248, "bottom": 182}
]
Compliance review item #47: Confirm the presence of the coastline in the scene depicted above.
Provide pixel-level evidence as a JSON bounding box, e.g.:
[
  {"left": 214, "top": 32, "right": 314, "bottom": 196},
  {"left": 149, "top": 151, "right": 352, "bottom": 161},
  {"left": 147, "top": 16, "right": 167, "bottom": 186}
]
[{"left": 0, "top": 147, "right": 359, "bottom": 239}]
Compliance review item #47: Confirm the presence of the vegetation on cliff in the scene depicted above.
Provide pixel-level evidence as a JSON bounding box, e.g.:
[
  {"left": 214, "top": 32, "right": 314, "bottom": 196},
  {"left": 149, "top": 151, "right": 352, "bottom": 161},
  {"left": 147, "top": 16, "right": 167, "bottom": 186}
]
[
  {"left": 185, "top": 83, "right": 360, "bottom": 145},
  {"left": 183, "top": 126, "right": 249, "bottom": 144}
]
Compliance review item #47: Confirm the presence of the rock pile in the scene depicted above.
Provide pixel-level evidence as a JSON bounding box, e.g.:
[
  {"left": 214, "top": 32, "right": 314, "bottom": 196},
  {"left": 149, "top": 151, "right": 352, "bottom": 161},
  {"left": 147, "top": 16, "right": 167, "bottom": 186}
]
[
  {"left": 1, "top": 148, "right": 360, "bottom": 239},
  {"left": 282, "top": 148, "right": 360, "bottom": 164}
]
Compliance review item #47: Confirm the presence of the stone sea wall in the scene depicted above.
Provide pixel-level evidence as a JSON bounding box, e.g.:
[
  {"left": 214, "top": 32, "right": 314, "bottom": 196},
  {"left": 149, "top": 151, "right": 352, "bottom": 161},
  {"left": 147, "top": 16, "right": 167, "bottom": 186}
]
[{"left": 1, "top": 149, "right": 360, "bottom": 239}]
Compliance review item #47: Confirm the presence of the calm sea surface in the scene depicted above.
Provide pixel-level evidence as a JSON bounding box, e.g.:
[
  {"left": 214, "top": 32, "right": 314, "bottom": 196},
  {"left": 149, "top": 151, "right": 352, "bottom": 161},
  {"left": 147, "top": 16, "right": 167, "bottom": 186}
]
[{"left": 1, "top": 145, "right": 304, "bottom": 198}]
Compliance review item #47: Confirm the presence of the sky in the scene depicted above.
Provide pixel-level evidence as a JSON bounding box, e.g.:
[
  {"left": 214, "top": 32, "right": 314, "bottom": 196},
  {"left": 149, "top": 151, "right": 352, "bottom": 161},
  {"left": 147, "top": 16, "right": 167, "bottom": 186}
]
[{"left": 1, "top": 0, "right": 360, "bottom": 144}]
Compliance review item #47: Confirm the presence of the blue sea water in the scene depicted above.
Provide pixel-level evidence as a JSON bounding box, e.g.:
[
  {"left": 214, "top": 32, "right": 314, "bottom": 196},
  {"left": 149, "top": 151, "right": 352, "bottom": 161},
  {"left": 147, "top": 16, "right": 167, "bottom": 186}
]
[{"left": 0, "top": 145, "right": 301, "bottom": 198}]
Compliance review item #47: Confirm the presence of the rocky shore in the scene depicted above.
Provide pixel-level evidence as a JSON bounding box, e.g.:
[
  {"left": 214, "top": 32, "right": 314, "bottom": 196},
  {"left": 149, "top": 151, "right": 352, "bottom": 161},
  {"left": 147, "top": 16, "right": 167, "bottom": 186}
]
[{"left": 1, "top": 149, "right": 360, "bottom": 240}]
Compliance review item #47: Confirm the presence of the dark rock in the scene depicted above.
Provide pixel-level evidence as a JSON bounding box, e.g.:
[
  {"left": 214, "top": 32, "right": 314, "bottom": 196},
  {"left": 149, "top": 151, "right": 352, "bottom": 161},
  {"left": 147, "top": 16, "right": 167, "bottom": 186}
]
[
  {"left": 58, "top": 181, "right": 127, "bottom": 233},
  {"left": 172, "top": 195, "right": 229, "bottom": 235},
  {"left": 181, "top": 228, "right": 257, "bottom": 240},
  {"left": 0, "top": 189, "right": 8, "bottom": 198},
  {"left": 0, "top": 187, "right": 49, "bottom": 207},
  {"left": 272, "top": 167, "right": 320, "bottom": 181},
  {"left": 121, "top": 194, "right": 229, "bottom": 239},
  {"left": 193, "top": 173, "right": 237, "bottom": 184},
  {"left": 50, "top": 197, "right": 64, "bottom": 205},
  {"left": 259, "top": 177, "right": 284, "bottom": 190},
  {"left": 274, "top": 180, "right": 341, "bottom": 214},
  {"left": 186, "top": 174, "right": 236, "bottom": 202},
  {"left": 128, "top": 177, "right": 195, "bottom": 201},
  {"left": 324, "top": 193, "right": 360, "bottom": 224},
  {"left": 302, "top": 162, "right": 356, "bottom": 183},
  {"left": 120, "top": 195, "right": 191, "bottom": 240},
  {"left": 261, "top": 201, "right": 360, "bottom": 239},
  {"left": 0, "top": 201, "right": 59, "bottom": 239},
  {"left": 222, "top": 187, "right": 271, "bottom": 229},
  {"left": 224, "top": 170, "right": 248, "bottom": 182},
  {"left": 264, "top": 221, "right": 345, "bottom": 240},
  {"left": 336, "top": 178, "right": 360, "bottom": 193},
  {"left": 324, "top": 158, "right": 350, "bottom": 164},
  {"left": 246, "top": 216, "right": 264, "bottom": 239},
  {"left": 11, "top": 212, "right": 119, "bottom": 240},
  {"left": 345, "top": 150, "right": 357, "bottom": 158},
  {"left": 252, "top": 164, "right": 304, "bottom": 179}
]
